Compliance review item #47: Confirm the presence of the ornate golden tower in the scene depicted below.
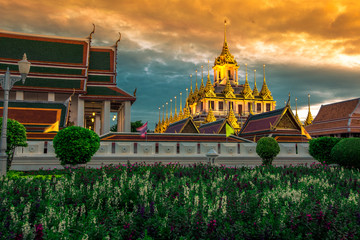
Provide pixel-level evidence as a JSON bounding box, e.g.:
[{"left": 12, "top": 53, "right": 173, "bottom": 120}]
[
  {"left": 304, "top": 94, "right": 313, "bottom": 126},
  {"left": 205, "top": 107, "right": 216, "bottom": 123}
]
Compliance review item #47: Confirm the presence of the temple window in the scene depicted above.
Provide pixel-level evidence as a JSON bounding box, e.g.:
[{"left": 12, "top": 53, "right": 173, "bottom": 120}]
[
  {"left": 266, "top": 103, "right": 271, "bottom": 111},
  {"left": 238, "top": 105, "right": 242, "bottom": 115},
  {"left": 219, "top": 102, "right": 224, "bottom": 110},
  {"left": 248, "top": 102, "right": 251, "bottom": 111},
  {"left": 257, "top": 103, "right": 261, "bottom": 112},
  {"left": 208, "top": 101, "right": 214, "bottom": 110}
]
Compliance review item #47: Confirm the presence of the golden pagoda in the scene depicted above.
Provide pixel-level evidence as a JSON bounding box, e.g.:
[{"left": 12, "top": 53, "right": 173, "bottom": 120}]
[
  {"left": 186, "top": 20, "right": 276, "bottom": 128},
  {"left": 304, "top": 94, "right": 313, "bottom": 126},
  {"left": 205, "top": 107, "right": 216, "bottom": 123}
]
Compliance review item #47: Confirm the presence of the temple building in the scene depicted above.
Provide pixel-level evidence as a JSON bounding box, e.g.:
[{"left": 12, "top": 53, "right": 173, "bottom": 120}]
[
  {"left": 156, "top": 21, "right": 276, "bottom": 133},
  {"left": 305, "top": 98, "right": 360, "bottom": 138},
  {"left": 0, "top": 27, "right": 136, "bottom": 139}
]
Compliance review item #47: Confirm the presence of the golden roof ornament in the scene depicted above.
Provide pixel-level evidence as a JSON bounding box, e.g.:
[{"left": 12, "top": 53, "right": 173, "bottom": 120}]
[
  {"left": 188, "top": 74, "right": 194, "bottom": 105},
  {"left": 205, "top": 107, "right": 217, "bottom": 123},
  {"left": 169, "top": 99, "right": 173, "bottom": 124},
  {"left": 214, "top": 20, "right": 238, "bottom": 66},
  {"left": 295, "top": 97, "right": 302, "bottom": 125},
  {"left": 304, "top": 94, "right": 313, "bottom": 126},
  {"left": 223, "top": 77, "right": 236, "bottom": 98},
  {"left": 174, "top": 96, "right": 178, "bottom": 122},
  {"left": 205, "top": 60, "right": 216, "bottom": 97},
  {"left": 199, "top": 66, "right": 205, "bottom": 98},
  {"left": 227, "top": 104, "right": 240, "bottom": 129},
  {"left": 165, "top": 102, "right": 169, "bottom": 126},
  {"left": 161, "top": 104, "right": 165, "bottom": 133},
  {"left": 241, "top": 63, "right": 254, "bottom": 99},
  {"left": 179, "top": 92, "right": 183, "bottom": 119},
  {"left": 260, "top": 64, "right": 273, "bottom": 100},
  {"left": 252, "top": 69, "right": 259, "bottom": 96},
  {"left": 193, "top": 70, "right": 199, "bottom": 102}
]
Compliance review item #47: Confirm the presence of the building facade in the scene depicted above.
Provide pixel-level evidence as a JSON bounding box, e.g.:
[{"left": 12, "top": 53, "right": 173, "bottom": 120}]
[
  {"left": 0, "top": 28, "right": 135, "bottom": 138},
  {"left": 156, "top": 21, "right": 276, "bottom": 133}
]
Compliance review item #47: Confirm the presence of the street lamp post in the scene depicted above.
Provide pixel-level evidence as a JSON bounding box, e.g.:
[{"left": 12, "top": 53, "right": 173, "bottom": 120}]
[{"left": 0, "top": 54, "right": 31, "bottom": 176}]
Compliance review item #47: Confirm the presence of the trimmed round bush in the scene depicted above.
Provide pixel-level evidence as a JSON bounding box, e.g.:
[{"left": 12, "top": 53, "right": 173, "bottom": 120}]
[
  {"left": 331, "top": 138, "right": 360, "bottom": 168},
  {"left": 256, "top": 137, "right": 280, "bottom": 166},
  {"left": 53, "top": 126, "right": 100, "bottom": 165},
  {"left": 309, "top": 136, "right": 341, "bottom": 164}
]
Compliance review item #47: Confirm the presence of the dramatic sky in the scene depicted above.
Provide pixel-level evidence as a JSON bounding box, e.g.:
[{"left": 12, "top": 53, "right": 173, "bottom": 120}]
[{"left": 1, "top": 0, "right": 360, "bottom": 129}]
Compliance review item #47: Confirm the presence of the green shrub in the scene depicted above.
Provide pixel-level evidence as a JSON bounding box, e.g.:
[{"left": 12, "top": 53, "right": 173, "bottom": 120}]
[
  {"left": 0, "top": 117, "right": 28, "bottom": 171},
  {"left": 53, "top": 126, "right": 100, "bottom": 165},
  {"left": 256, "top": 137, "right": 280, "bottom": 166},
  {"left": 331, "top": 138, "right": 360, "bottom": 168},
  {"left": 308, "top": 136, "right": 341, "bottom": 164}
]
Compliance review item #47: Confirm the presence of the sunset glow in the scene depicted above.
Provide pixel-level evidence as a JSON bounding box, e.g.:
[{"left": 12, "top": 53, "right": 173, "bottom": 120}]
[{"left": 1, "top": 0, "right": 360, "bottom": 128}]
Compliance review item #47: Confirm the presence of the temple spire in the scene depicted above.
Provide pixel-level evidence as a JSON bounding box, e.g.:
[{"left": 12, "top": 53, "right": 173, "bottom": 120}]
[
  {"left": 224, "top": 19, "right": 227, "bottom": 45},
  {"left": 304, "top": 94, "right": 313, "bottom": 126},
  {"left": 227, "top": 104, "right": 240, "bottom": 129},
  {"left": 179, "top": 92, "right": 183, "bottom": 119},
  {"left": 241, "top": 63, "right": 254, "bottom": 99},
  {"left": 161, "top": 104, "right": 165, "bottom": 132},
  {"left": 170, "top": 99, "right": 173, "bottom": 123},
  {"left": 174, "top": 96, "right": 178, "bottom": 121},
  {"left": 199, "top": 65, "right": 205, "bottom": 96},
  {"left": 295, "top": 97, "right": 301, "bottom": 124},
  {"left": 205, "top": 107, "right": 216, "bottom": 123},
  {"left": 252, "top": 69, "right": 259, "bottom": 96},
  {"left": 260, "top": 64, "right": 273, "bottom": 100}
]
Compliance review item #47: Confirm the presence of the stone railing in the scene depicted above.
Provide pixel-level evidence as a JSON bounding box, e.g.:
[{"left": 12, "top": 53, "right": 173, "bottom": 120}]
[{"left": 11, "top": 141, "right": 315, "bottom": 171}]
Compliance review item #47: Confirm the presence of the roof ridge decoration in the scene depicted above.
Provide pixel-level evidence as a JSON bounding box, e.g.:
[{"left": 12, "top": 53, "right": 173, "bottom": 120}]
[
  {"left": 214, "top": 20, "right": 238, "bottom": 66},
  {"left": 88, "top": 23, "right": 96, "bottom": 40},
  {"left": 205, "top": 60, "right": 216, "bottom": 97},
  {"left": 199, "top": 65, "right": 205, "bottom": 98},
  {"left": 227, "top": 104, "right": 240, "bottom": 129},
  {"left": 252, "top": 69, "right": 259, "bottom": 96},
  {"left": 205, "top": 107, "right": 217, "bottom": 123},
  {"left": 260, "top": 64, "right": 273, "bottom": 100},
  {"left": 274, "top": 106, "right": 300, "bottom": 130},
  {"left": 223, "top": 77, "right": 236, "bottom": 98},
  {"left": 304, "top": 94, "right": 313, "bottom": 126},
  {"left": 241, "top": 64, "right": 254, "bottom": 99}
]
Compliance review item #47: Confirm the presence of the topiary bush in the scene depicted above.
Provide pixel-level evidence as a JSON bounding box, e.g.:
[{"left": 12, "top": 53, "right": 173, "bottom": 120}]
[
  {"left": 256, "top": 137, "right": 280, "bottom": 166},
  {"left": 53, "top": 126, "right": 100, "bottom": 165},
  {"left": 0, "top": 118, "right": 28, "bottom": 171},
  {"left": 309, "top": 136, "right": 341, "bottom": 164},
  {"left": 331, "top": 138, "right": 360, "bottom": 168}
]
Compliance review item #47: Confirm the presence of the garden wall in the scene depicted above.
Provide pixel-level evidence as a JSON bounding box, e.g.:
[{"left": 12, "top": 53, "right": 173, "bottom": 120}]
[{"left": 11, "top": 141, "right": 315, "bottom": 170}]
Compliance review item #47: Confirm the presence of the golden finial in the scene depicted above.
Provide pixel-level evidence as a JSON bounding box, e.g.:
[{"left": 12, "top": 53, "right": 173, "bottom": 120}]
[
  {"left": 295, "top": 97, "right": 301, "bottom": 124},
  {"left": 224, "top": 19, "right": 227, "bottom": 44},
  {"left": 241, "top": 63, "right": 254, "bottom": 99},
  {"left": 245, "top": 63, "right": 248, "bottom": 80},
  {"left": 260, "top": 64, "right": 273, "bottom": 100},
  {"left": 253, "top": 69, "right": 259, "bottom": 96},
  {"left": 166, "top": 102, "right": 169, "bottom": 123},
  {"left": 174, "top": 96, "right": 178, "bottom": 121},
  {"left": 208, "top": 60, "right": 210, "bottom": 75},
  {"left": 195, "top": 69, "right": 198, "bottom": 92},
  {"left": 170, "top": 99, "right": 173, "bottom": 123},
  {"left": 189, "top": 74, "right": 193, "bottom": 94},
  {"left": 305, "top": 94, "right": 313, "bottom": 126},
  {"left": 162, "top": 104, "right": 165, "bottom": 126},
  {"left": 286, "top": 92, "right": 291, "bottom": 107}
]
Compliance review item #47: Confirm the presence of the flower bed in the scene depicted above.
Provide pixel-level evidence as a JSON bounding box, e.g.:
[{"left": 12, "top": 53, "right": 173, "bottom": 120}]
[{"left": 1, "top": 162, "right": 359, "bottom": 239}]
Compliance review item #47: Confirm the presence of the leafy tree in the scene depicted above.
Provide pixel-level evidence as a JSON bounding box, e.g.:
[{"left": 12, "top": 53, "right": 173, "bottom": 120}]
[
  {"left": 331, "top": 138, "right": 360, "bottom": 168},
  {"left": 53, "top": 126, "right": 100, "bottom": 165},
  {"left": 256, "top": 137, "right": 280, "bottom": 166},
  {"left": 309, "top": 136, "right": 341, "bottom": 164},
  {"left": 110, "top": 121, "right": 145, "bottom": 132},
  {"left": 0, "top": 117, "right": 28, "bottom": 171}
]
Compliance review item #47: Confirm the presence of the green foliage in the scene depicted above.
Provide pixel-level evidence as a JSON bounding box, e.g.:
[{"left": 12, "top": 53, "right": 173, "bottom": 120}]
[
  {"left": 309, "top": 137, "right": 341, "bottom": 164},
  {"left": 1, "top": 163, "right": 360, "bottom": 239},
  {"left": 53, "top": 126, "right": 100, "bottom": 165},
  {"left": 110, "top": 120, "right": 145, "bottom": 132},
  {"left": 0, "top": 117, "right": 27, "bottom": 171},
  {"left": 331, "top": 138, "right": 360, "bottom": 168},
  {"left": 256, "top": 137, "right": 280, "bottom": 165}
]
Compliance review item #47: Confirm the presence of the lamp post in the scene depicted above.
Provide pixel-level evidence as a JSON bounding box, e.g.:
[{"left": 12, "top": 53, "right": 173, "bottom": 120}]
[{"left": 0, "top": 54, "right": 31, "bottom": 176}]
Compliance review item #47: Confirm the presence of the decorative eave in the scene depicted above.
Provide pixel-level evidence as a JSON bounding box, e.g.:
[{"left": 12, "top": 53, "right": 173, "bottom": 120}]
[{"left": 79, "top": 85, "right": 136, "bottom": 103}]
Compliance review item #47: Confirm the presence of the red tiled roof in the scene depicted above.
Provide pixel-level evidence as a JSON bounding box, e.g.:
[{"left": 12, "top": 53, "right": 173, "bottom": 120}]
[{"left": 306, "top": 98, "right": 360, "bottom": 135}]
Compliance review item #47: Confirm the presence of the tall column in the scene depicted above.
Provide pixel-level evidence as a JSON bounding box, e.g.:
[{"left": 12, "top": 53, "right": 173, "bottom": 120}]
[
  {"left": 124, "top": 101, "right": 131, "bottom": 132},
  {"left": 77, "top": 97, "right": 84, "bottom": 127},
  {"left": 95, "top": 115, "right": 101, "bottom": 135},
  {"left": 48, "top": 92, "right": 55, "bottom": 102},
  {"left": 101, "top": 100, "right": 111, "bottom": 135},
  {"left": 117, "top": 104, "right": 123, "bottom": 132},
  {"left": 16, "top": 91, "right": 24, "bottom": 100}
]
